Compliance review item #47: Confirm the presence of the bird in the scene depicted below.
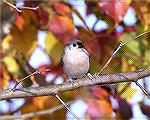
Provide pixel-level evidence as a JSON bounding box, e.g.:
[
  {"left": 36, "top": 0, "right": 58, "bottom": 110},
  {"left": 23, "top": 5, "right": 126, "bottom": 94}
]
[{"left": 61, "top": 39, "right": 91, "bottom": 83}]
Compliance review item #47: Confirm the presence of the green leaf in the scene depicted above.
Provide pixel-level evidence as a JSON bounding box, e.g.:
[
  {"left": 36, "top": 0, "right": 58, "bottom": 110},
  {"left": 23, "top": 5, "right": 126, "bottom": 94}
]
[
  {"left": 118, "top": 32, "right": 146, "bottom": 68},
  {"left": 144, "top": 46, "right": 150, "bottom": 70}
]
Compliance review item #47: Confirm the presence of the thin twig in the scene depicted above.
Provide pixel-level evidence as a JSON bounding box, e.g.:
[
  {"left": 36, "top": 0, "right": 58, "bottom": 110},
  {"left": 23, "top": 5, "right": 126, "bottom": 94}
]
[
  {"left": 116, "top": 73, "right": 150, "bottom": 98},
  {"left": 3, "top": 0, "right": 39, "bottom": 13},
  {"left": 12, "top": 69, "right": 50, "bottom": 90},
  {"left": 71, "top": 7, "right": 91, "bottom": 32},
  {"left": 3, "top": 0, "right": 22, "bottom": 12},
  {"left": 0, "top": 101, "right": 73, "bottom": 120},
  {"left": 18, "top": 6, "right": 39, "bottom": 11},
  {"left": 55, "top": 94, "right": 80, "bottom": 120},
  {"left": 135, "top": 81, "right": 150, "bottom": 99},
  {"left": 12, "top": 71, "right": 38, "bottom": 90},
  {"left": 92, "top": 18, "right": 99, "bottom": 30},
  {"left": 98, "top": 30, "right": 150, "bottom": 75}
]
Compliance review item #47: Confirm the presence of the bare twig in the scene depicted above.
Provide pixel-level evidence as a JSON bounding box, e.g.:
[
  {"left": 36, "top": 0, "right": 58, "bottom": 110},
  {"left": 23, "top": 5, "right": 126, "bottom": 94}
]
[
  {"left": 55, "top": 94, "right": 79, "bottom": 120},
  {"left": 12, "top": 71, "right": 38, "bottom": 90},
  {"left": 3, "top": 0, "right": 39, "bottom": 13},
  {"left": 115, "top": 73, "right": 150, "bottom": 98},
  {"left": 0, "top": 101, "right": 73, "bottom": 120},
  {"left": 18, "top": 6, "right": 39, "bottom": 11},
  {"left": 98, "top": 30, "right": 150, "bottom": 75},
  {"left": 92, "top": 18, "right": 99, "bottom": 30},
  {"left": 135, "top": 81, "right": 150, "bottom": 99},
  {"left": 71, "top": 7, "right": 91, "bottom": 32},
  {"left": 0, "top": 69, "right": 149, "bottom": 100},
  {"left": 3, "top": 0, "right": 22, "bottom": 13},
  {"left": 12, "top": 69, "right": 50, "bottom": 90}
]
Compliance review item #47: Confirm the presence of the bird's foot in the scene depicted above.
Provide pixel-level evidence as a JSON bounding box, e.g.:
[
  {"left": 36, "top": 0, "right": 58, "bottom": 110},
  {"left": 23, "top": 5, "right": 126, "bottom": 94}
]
[
  {"left": 68, "top": 78, "right": 75, "bottom": 85},
  {"left": 87, "top": 73, "right": 95, "bottom": 81}
]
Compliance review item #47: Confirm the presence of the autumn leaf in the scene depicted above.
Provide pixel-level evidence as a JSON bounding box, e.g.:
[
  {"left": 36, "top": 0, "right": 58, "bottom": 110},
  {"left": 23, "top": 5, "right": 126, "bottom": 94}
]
[
  {"left": 139, "top": 102, "right": 150, "bottom": 118},
  {"left": 2, "top": 23, "right": 38, "bottom": 59},
  {"left": 48, "top": 15, "right": 74, "bottom": 43},
  {"left": 145, "top": 46, "right": 150, "bottom": 70},
  {"left": 48, "top": 15, "right": 74, "bottom": 34},
  {"left": 53, "top": 3, "right": 72, "bottom": 16},
  {"left": 86, "top": 98, "right": 113, "bottom": 119},
  {"left": 15, "top": 10, "right": 39, "bottom": 31},
  {"left": 0, "top": 64, "right": 10, "bottom": 89},
  {"left": 36, "top": 6, "right": 49, "bottom": 28},
  {"left": 91, "top": 86, "right": 111, "bottom": 99},
  {"left": 118, "top": 32, "right": 145, "bottom": 68},
  {"left": 117, "top": 83, "right": 136, "bottom": 101},
  {"left": 76, "top": 26, "right": 101, "bottom": 60},
  {"left": 3, "top": 55, "right": 20, "bottom": 75},
  {"left": 98, "top": 0, "right": 131, "bottom": 25},
  {"left": 131, "top": 1, "right": 150, "bottom": 31},
  {"left": 45, "top": 32, "right": 64, "bottom": 64},
  {"left": 115, "top": 94, "right": 133, "bottom": 119},
  {"left": 86, "top": 0, "right": 130, "bottom": 31}
]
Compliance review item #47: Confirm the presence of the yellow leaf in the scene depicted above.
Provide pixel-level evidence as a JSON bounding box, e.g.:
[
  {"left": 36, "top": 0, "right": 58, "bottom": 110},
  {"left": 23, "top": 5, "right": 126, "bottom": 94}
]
[
  {"left": 118, "top": 83, "right": 136, "bottom": 102},
  {"left": 45, "top": 32, "right": 64, "bottom": 64},
  {"left": 3, "top": 56, "right": 20, "bottom": 75},
  {"left": 2, "top": 24, "right": 37, "bottom": 60}
]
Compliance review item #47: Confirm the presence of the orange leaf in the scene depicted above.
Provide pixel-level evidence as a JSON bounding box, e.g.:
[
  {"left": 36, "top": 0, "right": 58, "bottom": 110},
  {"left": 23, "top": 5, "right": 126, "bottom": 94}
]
[
  {"left": 7, "top": 24, "right": 37, "bottom": 59},
  {"left": 0, "top": 64, "right": 10, "bottom": 89},
  {"left": 86, "top": 98, "right": 113, "bottom": 119},
  {"left": 15, "top": 13, "right": 25, "bottom": 31}
]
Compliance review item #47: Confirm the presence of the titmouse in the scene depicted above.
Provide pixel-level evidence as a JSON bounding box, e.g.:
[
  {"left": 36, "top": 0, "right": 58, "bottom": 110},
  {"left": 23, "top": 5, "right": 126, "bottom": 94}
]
[{"left": 62, "top": 39, "right": 91, "bottom": 83}]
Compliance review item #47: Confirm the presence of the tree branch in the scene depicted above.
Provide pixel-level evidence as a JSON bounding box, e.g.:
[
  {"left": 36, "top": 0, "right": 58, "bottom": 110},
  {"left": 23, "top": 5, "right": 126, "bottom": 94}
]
[
  {"left": 0, "top": 101, "right": 73, "bottom": 120},
  {"left": 0, "top": 69, "right": 150, "bottom": 100}
]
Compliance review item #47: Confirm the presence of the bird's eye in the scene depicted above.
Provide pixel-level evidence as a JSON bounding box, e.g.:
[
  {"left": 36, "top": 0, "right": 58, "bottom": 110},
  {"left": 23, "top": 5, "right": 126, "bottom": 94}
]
[{"left": 73, "top": 43, "right": 76, "bottom": 47}]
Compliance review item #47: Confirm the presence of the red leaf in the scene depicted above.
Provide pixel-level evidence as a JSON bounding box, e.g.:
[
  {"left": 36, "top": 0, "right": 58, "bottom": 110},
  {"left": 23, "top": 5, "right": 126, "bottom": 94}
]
[
  {"left": 48, "top": 15, "right": 74, "bottom": 34},
  {"left": 125, "top": 25, "right": 137, "bottom": 32},
  {"left": 98, "top": 0, "right": 131, "bottom": 24},
  {"left": 37, "top": 64, "right": 50, "bottom": 75},
  {"left": 140, "top": 102, "right": 150, "bottom": 118},
  {"left": 91, "top": 86, "right": 111, "bottom": 99},
  {"left": 76, "top": 26, "right": 101, "bottom": 60},
  {"left": 115, "top": 94, "right": 133, "bottom": 119},
  {"left": 53, "top": 3, "right": 72, "bottom": 16},
  {"left": 48, "top": 15, "right": 74, "bottom": 42},
  {"left": 36, "top": 7, "right": 49, "bottom": 27},
  {"left": 37, "top": 63, "right": 63, "bottom": 76}
]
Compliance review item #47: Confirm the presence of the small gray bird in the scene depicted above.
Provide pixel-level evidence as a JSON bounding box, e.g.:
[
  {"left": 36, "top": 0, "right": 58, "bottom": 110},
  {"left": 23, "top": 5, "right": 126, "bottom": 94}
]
[{"left": 62, "top": 39, "right": 90, "bottom": 83}]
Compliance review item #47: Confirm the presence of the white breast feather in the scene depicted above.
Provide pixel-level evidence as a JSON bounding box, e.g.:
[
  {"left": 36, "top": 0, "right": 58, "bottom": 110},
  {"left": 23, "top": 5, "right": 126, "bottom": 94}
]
[{"left": 63, "top": 48, "right": 90, "bottom": 78}]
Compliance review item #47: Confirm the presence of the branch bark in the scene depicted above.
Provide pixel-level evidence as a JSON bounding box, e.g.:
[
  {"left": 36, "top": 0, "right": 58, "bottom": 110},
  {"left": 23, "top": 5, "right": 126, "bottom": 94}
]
[
  {"left": 0, "top": 69, "right": 150, "bottom": 100},
  {"left": 0, "top": 101, "right": 73, "bottom": 120}
]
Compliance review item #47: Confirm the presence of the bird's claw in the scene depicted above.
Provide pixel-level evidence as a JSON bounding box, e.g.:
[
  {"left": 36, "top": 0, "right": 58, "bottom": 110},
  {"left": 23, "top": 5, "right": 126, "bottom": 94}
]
[
  {"left": 87, "top": 73, "right": 95, "bottom": 81},
  {"left": 68, "top": 78, "right": 75, "bottom": 85}
]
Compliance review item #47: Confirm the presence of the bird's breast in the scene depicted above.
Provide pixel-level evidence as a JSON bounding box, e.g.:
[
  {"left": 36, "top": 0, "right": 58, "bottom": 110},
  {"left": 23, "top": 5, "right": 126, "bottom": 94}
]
[
  {"left": 63, "top": 49, "right": 89, "bottom": 65},
  {"left": 62, "top": 49, "right": 90, "bottom": 78}
]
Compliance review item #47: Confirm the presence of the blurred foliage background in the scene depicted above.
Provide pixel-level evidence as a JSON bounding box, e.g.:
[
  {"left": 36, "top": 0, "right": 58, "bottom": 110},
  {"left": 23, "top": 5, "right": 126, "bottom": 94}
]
[{"left": 1, "top": 0, "right": 150, "bottom": 119}]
